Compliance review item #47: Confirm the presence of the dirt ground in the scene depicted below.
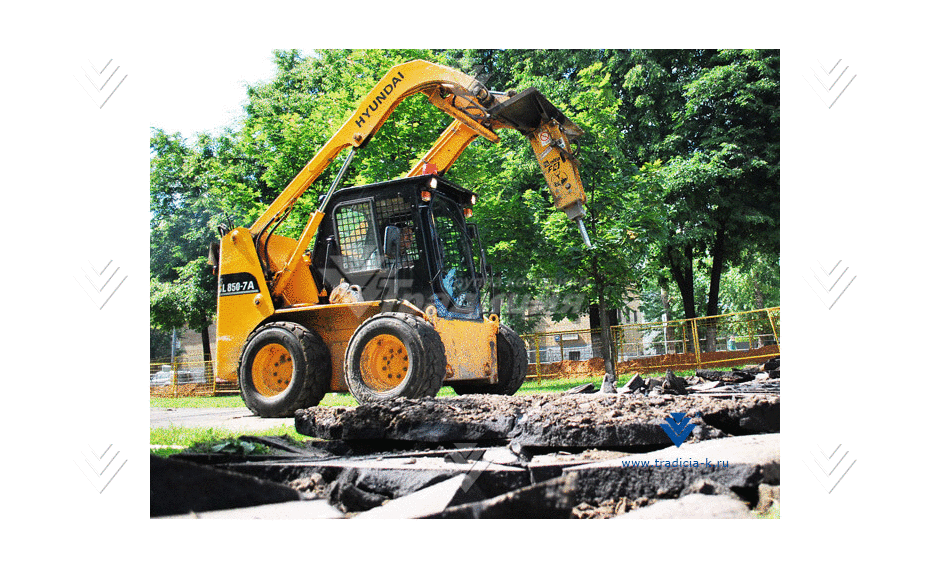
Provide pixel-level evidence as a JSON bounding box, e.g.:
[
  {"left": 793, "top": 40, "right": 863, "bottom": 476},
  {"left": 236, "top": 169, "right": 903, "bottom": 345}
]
[
  {"left": 150, "top": 384, "right": 213, "bottom": 397},
  {"left": 529, "top": 358, "right": 607, "bottom": 378}
]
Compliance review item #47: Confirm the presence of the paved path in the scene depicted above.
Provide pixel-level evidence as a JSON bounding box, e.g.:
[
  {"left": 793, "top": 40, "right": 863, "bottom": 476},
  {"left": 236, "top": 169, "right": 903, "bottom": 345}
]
[{"left": 150, "top": 407, "right": 293, "bottom": 433}]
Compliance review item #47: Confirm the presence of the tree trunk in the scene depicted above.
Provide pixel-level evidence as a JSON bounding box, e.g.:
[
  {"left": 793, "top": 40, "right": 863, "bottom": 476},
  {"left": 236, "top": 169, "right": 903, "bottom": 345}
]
[
  {"left": 200, "top": 317, "right": 213, "bottom": 379},
  {"left": 667, "top": 245, "right": 696, "bottom": 352},
  {"left": 660, "top": 284, "right": 672, "bottom": 353},
  {"left": 704, "top": 231, "right": 726, "bottom": 352},
  {"left": 583, "top": 185, "right": 615, "bottom": 383},
  {"left": 591, "top": 254, "right": 616, "bottom": 378},
  {"left": 597, "top": 294, "right": 614, "bottom": 376},
  {"left": 668, "top": 245, "right": 696, "bottom": 320}
]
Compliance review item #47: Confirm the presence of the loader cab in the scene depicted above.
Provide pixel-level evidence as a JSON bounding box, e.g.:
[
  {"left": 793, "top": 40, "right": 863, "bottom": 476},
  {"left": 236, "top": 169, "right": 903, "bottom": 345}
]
[{"left": 311, "top": 174, "right": 485, "bottom": 320}]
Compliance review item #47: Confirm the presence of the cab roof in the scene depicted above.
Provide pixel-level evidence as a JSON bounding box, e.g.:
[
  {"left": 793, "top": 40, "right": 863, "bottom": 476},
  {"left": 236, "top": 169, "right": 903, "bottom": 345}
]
[{"left": 329, "top": 174, "right": 477, "bottom": 208}]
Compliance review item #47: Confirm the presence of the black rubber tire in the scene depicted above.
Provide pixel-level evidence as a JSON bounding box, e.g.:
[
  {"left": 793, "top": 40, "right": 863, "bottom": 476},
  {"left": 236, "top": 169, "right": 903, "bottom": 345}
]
[
  {"left": 452, "top": 324, "right": 528, "bottom": 396},
  {"left": 344, "top": 312, "right": 446, "bottom": 404},
  {"left": 238, "top": 321, "right": 331, "bottom": 417}
]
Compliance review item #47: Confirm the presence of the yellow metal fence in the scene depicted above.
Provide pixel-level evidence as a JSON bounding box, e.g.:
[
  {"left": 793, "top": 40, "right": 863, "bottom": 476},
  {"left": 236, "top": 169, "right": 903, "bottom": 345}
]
[
  {"left": 521, "top": 307, "right": 780, "bottom": 380},
  {"left": 149, "top": 357, "right": 237, "bottom": 398}
]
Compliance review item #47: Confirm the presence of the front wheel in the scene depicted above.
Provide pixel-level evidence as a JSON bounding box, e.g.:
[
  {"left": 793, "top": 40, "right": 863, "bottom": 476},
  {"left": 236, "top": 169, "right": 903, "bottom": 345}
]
[
  {"left": 238, "top": 322, "right": 330, "bottom": 417},
  {"left": 344, "top": 313, "right": 446, "bottom": 404}
]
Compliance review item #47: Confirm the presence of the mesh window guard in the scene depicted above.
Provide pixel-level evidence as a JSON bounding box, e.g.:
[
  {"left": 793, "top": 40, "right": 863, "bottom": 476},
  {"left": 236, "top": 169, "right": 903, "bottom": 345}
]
[
  {"left": 374, "top": 196, "right": 420, "bottom": 267},
  {"left": 335, "top": 200, "right": 379, "bottom": 272}
]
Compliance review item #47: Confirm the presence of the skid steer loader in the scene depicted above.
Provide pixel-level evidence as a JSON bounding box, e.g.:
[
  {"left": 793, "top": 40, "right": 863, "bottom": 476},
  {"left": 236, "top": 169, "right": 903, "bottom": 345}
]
[{"left": 210, "top": 59, "right": 589, "bottom": 416}]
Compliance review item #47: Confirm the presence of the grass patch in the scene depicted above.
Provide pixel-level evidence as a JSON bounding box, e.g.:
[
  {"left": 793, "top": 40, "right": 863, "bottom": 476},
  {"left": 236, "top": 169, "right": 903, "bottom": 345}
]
[
  {"left": 151, "top": 389, "right": 462, "bottom": 410},
  {"left": 151, "top": 374, "right": 633, "bottom": 410},
  {"left": 150, "top": 424, "right": 314, "bottom": 457},
  {"left": 752, "top": 505, "right": 780, "bottom": 519},
  {"left": 517, "top": 371, "right": 664, "bottom": 394},
  {"left": 150, "top": 395, "right": 246, "bottom": 408},
  {"left": 517, "top": 376, "right": 603, "bottom": 394}
]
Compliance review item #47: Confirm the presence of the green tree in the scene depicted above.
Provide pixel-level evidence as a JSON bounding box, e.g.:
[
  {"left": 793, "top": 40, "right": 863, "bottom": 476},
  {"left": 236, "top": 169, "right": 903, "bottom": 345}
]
[
  {"left": 446, "top": 51, "right": 668, "bottom": 369},
  {"left": 150, "top": 129, "right": 224, "bottom": 361},
  {"left": 618, "top": 49, "right": 779, "bottom": 349}
]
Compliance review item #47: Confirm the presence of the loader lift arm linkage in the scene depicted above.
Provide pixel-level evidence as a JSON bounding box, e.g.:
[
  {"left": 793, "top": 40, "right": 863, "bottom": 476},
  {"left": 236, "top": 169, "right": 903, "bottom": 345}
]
[{"left": 254, "top": 59, "right": 591, "bottom": 303}]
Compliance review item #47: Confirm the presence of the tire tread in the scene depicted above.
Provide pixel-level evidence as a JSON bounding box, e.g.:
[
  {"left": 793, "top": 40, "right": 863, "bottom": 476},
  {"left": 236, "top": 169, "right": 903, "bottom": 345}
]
[
  {"left": 238, "top": 321, "right": 330, "bottom": 417},
  {"left": 344, "top": 312, "right": 446, "bottom": 403}
]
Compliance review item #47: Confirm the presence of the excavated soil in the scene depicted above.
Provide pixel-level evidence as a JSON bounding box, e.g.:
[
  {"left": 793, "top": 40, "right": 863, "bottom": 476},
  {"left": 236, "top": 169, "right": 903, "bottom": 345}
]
[
  {"left": 530, "top": 358, "right": 606, "bottom": 378},
  {"left": 150, "top": 384, "right": 214, "bottom": 397},
  {"left": 150, "top": 380, "right": 238, "bottom": 398},
  {"left": 295, "top": 391, "right": 779, "bottom": 448}
]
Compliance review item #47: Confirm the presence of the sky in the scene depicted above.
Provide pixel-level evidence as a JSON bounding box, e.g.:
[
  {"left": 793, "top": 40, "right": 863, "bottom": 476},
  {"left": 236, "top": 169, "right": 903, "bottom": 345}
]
[{"left": 147, "top": 49, "right": 279, "bottom": 139}]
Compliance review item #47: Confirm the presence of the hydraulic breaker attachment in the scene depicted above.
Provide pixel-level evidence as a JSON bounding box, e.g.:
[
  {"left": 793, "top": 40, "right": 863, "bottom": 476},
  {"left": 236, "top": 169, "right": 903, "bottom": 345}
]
[{"left": 488, "top": 88, "right": 592, "bottom": 248}]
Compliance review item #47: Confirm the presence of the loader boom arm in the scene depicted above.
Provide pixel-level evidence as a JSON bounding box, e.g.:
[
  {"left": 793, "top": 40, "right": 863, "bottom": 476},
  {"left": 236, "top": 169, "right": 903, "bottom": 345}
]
[
  {"left": 406, "top": 84, "right": 590, "bottom": 227},
  {"left": 250, "top": 60, "right": 504, "bottom": 235},
  {"left": 257, "top": 59, "right": 591, "bottom": 300},
  {"left": 406, "top": 112, "right": 588, "bottom": 224}
]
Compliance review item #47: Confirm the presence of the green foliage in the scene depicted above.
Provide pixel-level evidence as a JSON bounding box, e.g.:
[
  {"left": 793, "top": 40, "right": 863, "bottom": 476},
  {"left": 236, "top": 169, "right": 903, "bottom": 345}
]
[
  {"left": 718, "top": 252, "right": 780, "bottom": 313},
  {"left": 150, "top": 49, "right": 779, "bottom": 342},
  {"left": 150, "top": 128, "right": 224, "bottom": 340},
  {"left": 452, "top": 51, "right": 664, "bottom": 334},
  {"left": 639, "top": 255, "right": 779, "bottom": 323},
  {"left": 616, "top": 49, "right": 779, "bottom": 318}
]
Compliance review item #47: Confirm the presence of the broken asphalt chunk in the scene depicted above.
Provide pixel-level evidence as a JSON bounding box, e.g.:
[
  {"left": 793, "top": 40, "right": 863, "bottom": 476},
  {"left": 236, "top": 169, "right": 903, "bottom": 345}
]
[{"left": 295, "top": 394, "right": 777, "bottom": 450}]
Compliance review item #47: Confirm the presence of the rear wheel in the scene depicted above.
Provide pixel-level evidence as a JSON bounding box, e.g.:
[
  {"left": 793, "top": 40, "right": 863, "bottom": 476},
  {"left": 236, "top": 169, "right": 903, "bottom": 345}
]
[
  {"left": 345, "top": 313, "right": 446, "bottom": 404},
  {"left": 453, "top": 324, "right": 528, "bottom": 396},
  {"left": 238, "top": 322, "right": 330, "bottom": 417}
]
